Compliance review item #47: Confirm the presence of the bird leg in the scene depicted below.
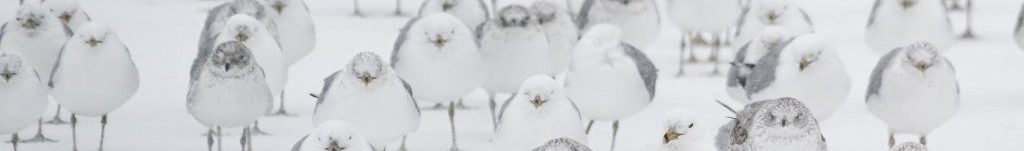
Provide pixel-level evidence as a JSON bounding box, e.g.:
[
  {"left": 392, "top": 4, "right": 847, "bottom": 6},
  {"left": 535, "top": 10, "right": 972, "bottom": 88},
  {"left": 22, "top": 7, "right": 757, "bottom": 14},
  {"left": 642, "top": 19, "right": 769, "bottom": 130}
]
[
  {"left": 353, "top": 0, "right": 364, "bottom": 17},
  {"left": 218, "top": 127, "right": 223, "bottom": 151},
  {"left": 687, "top": 33, "right": 699, "bottom": 63},
  {"left": 959, "top": 0, "right": 975, "bottom": 39},
  {"left": 448, "top": 101, "right": 461, "bottom": 151},
  {"left": 489, "top": 92, "right": 497, "bottom": 130},
  {"left": 920, "top": 134, "right": 927, "bottom": 146},
  {"left": 394, "top": 0, "right": 403, "bottom": 16},
  {"left": 45, "top": 105, "right": 69, "bottom": 124},
  {"left": 585, "top": 120, "right": 595, "bottom": 134},
  {"left": 72, "top": 114, "right": 78, "bottom": 151},
  {"left": 99, "top": 115, "right": 107, "bottom": 151},
  {"left": 207, "top": 129, "right": 214, "bottom": 151},
  {"left": 9, "top": 134, "right": 18, "bottom": 151},
  {"left": 710, "top": 37, "right": 722, "bottom": 76},
  {"left": 240, "top": 127, "right": 249, "bottom": 151},
  {"left": 887, "top": 131, "right": 895, "bottom": 148},
  {"left": 21, "top": 118, "right": 57, "bottom": 143},
  {"left": 399, "top": 135, "right": 409, "bottom": 151},
  {"left": 611, "top": 120, "right": 620, "bottom": 151},
  {"left": 676, "top": 34, "right": 687, "bottom": 78},
  {"left": 250, "top": 121, "right": 270, "bottom": 136},
  {"left": 270, "top": 90, "right": 297, "bottom": 117}
]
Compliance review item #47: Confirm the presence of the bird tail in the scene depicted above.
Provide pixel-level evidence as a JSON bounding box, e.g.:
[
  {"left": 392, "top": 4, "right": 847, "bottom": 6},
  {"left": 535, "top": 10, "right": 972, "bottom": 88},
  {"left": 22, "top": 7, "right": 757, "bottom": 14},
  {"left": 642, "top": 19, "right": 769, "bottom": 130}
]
[{"left": 716, "top": 99, "right": 738, "bottom": 119}]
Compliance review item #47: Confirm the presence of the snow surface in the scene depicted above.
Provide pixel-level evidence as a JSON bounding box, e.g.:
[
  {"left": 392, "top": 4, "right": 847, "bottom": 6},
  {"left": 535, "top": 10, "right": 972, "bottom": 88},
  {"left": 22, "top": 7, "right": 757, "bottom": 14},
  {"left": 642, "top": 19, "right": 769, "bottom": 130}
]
[{"left": 0, "top": 0, "right": 1022, "bottom": 150}]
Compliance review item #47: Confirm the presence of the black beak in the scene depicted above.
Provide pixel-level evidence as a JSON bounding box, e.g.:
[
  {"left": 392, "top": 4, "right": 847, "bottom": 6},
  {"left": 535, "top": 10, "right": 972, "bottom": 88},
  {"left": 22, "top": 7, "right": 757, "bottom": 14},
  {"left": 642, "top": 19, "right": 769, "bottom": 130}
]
[
  {"left": 915, "top": 63, "right": 929, "bottom": 72},
  {"left": 442, "top": 2, "right": 454, "bottom": 11},
  {"left": 767, "top": 12, "right": 779, "bottom": 23},
  {"left": 1, "top": 71, "right": 13, "bottom": 82},
  {"left": 22, "top": 18, "right": 40, "bottom": 29},
  {"left": 236, "top": 33, "right": 249, "bottom": 42},
  {"left": 224, "top": 63, "right": 232, "bottom": 72},
  {"left": 359, "top": 75, "right": 372, "bottom": 86},
  {"left": 531, "top": 96, "right": 544, "bottom": 108},
  {"left": 273, "top": 2, "right": 285, "bottom": 13},
  {"left": 662, "top": 130, "right": 680, "bottom": 144},
  {"left": 799, "top": 58, "right": 812, "bottom": 71},
  {"left": 901, "top": 0, "right": 915, "bottom": 8},
  {"left": 60, "top": 12, "right": 72, "bottom": 23},
  {"left": 432, "top": 35, "right": 448, "bottom": 49},
  {"left": 86, "top": 37, "right": 102, "bottom": 47},
  {"left": 327, "top": 141, "right": 345, "bottom": 151}
]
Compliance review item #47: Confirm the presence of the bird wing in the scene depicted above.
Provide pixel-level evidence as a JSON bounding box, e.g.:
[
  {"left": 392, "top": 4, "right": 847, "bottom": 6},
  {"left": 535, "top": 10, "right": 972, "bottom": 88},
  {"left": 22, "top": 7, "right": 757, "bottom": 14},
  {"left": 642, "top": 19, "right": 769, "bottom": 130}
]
[
  {"left": 727, "top": 42, "right": 753, "bottom": 87},
  {"left": 199, "top": 4, "right": 230, "bottom": 52},
  {"left": 62, "top": 23, "right": 73, "bottom": 37},
  {"left": 744, "top": 46, "right": 780, "bottom": 96},
  {"left": 0, "top": 22, "right": 7, "bottom": 43},
  {"left": 391, "top": 17, "right": 420, "bottom": 67},
  {"left": 576, "top": 0, "right": 596, "bottom": 29},
  {"left": 291, "top": 135, "right": 308, "bottom": 151},
  {"left": 798, "top": 8, "right": 814, "bottom": 32},
  {"left": 478, "top": 0, "right": 492, "bottom": 21},
  {"left": 942, "top": 57, "right": 961, "bottom": 99},
  {"left": 714, "top": 120, "right": 738, "bottom": 151},
  {"left": 620, "top": 43, "right": 658, "bottom": 100},
  {"left": 650, "top": 0, "right": 662, "bottom": 25},
  {"left": 315, "top": 71, "right": 344, "bottom": 106},
  {"left": 865, "top": 47, "right": 902, "bottom": 102},
  {"left": 1017, "top": 3, "right": 1024, "bottom": 34},
  {"left": 496, "top": 92, "right": 518, "bottom": 126},
  {"left": 474, "top": 20, "right": 490, "bottom": 48},
  {"left": 734, "top": 7, "right": 750, "bottom": 37},
  {"left": 48, "top": 43, "right": 69, "bottom": 88},
  {"left": 866, "top": 0, "right": 881, "bottom": 27},
  {"left": 400, "top": 79, "right": 421, "bottom": 116}
]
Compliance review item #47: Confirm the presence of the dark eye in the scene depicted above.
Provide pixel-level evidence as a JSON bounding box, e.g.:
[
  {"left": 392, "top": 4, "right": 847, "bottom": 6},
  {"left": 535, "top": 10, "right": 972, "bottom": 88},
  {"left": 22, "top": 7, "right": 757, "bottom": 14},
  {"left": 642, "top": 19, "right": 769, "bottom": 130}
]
[{"left": 688, "top": 123, "right": 694, "bottom": 128}]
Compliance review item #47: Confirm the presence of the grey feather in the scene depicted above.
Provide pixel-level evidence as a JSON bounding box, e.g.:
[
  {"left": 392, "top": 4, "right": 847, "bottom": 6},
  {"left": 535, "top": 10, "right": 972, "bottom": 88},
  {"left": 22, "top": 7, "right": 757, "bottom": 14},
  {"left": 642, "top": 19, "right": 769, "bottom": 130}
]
[
  {"left": 1016, "top": 3, "right": 1024, "bottom": 34},
  {"left": 943, "top": 57, "right": 960, "bottom": 98},
  {"left": 315, "top": 71, "right": 343, "bottom": 106},
  {"left": 48, "top": 43, "right": 69, "bottom": 88},
  {"left": 291, "top": 135, "right": 308, "bottom": 151},
  {"left": 400, "top": 79, "right": 421, "bottom": 115},
  {"left": 391, "top": 17, "right": 420, "bottom": 67},
  {"left": 495, "top": 92, "right": 518, "bottom": 126},
  {"left": 576, "top": 0, "right": 596, "bottom": 29},
  {"left": 620, "top": 43, "right": 658, "bottom": 100},
  {"left": 62, "top": 24, "right": 73, "bottom": 37},
  {"left": 867, "top": 0, "right": 881, "bottom": 27},
  {"left": 743, "top": 38, "right": 794, "bottom": 95},
  {"left": 474, "top": 20, "right": 488, "bottom": 47},
  {"left": 734, "top": 7, "right": 750, "bottom": 37},
  {"left": 478, "top": 0, "right": 492, "bottom": 22},
  {"left": 0, "top": 22, "right": 7, "bottom": 44},
  {"left": 650, "top": 0, "right": 662, "bottom": 25},
  {"left": 198, "top": 4, "right": 230, "bottom": 53},
  {"left": 799, "top": 8, "right": 814, "bottom": 31},
  {"left": 865, "top": 47, "right": 902, "bottom": 102},
  {"left": 726, "top": 42, "right": 752, "bottom": 87},
  {"left": 532, "top": 137, "right": 592, "bottom": 151}
]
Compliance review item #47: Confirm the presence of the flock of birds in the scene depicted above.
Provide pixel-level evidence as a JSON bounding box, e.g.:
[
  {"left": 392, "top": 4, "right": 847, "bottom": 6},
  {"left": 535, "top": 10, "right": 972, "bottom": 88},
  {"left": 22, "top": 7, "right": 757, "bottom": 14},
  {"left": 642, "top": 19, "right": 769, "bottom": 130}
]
[{"left": 0, "top": 0, "right": 1015, "bottom": 150}]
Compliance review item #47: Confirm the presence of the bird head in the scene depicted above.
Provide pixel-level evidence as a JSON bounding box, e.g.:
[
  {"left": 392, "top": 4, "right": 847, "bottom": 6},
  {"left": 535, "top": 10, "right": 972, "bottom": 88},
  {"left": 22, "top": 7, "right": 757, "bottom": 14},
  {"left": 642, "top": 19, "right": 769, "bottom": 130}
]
[
  {"left": 530, "top": 2, "right": 561, "bottom": 25},
  {"left": 747, "top": 98, "right": 819, "bottom": 139},
  {"left": 0, "top": 53, "right": 25, "bottom": 82},
  {"left": 211, "top": 41, "right": 254, "bottom": 73},
  {"left": 416, "top": 14, "right": 466, "bottom": 51},
  {"left": 518, "top": 75, "right": 560, "bottom": 109},
  {"left": 903, "top": 42, "right": 940, "bottom": 73},
  {"left": 223, "top": 15, "right": 264, "bottom": 43},
  {"left": 228, "top": 0, "right": 269, "bottom": 19},
  {"left": 347, "top": 52, "right": 387, "bottom": 87},
  {"left": 43, "top": 0, "right": 82, "bottom": 25},
  {"left": 498, "top": 5, "right": 536, "bottom": 28},
  {"left": 16, "top": 3, "right": 50, "bottom": 30},
  {"left": 75, "top": 22, "right": 115, "bottom": 48},
  {"left": 663, "top": 109, "right": 697, "bottom": 144},
  {"left": 308, "top": 121, "right": 359, "bottom": 151}
]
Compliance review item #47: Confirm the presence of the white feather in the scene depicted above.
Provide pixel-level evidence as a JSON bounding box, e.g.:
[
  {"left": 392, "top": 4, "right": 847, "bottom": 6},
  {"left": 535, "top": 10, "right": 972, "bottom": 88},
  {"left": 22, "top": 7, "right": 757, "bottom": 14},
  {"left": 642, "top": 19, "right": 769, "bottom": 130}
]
[
  {"left": 50, "top": 22, "right": 139, "bottom": 117},
  {"left": 866, "top": 0, "right": 954, "bottom": 54}
]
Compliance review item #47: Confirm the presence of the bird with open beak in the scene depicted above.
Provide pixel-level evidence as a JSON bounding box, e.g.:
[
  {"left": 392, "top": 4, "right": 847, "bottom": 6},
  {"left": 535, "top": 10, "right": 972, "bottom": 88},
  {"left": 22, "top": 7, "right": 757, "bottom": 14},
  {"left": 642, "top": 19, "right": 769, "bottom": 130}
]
[{"left": 494, "top": 75, "right": 586, "bottom": 151}]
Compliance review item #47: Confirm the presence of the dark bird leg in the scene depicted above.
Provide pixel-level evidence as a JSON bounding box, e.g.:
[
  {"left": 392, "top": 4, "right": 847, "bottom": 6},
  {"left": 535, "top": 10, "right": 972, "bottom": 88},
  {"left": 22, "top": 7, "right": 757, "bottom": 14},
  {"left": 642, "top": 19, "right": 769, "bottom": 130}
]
[
  {"left": 399, "top": 135, "right": 409, "bottom": 151},
  {"left": 676, "top": 34, "right": 687, "bottom": 78},
  {"left": 610, "top": 120, "right": 620, "bottom": 151},
  {"left": 270, "top": 90, "right": 297, "bottom": 117},
  {"left": 585, "top": 120, "right": 595, "bottom": 134},
  {"left": 72, "top": 114, "right": 78, "bottom": 151},
  {"left": 207, "top": 129, "right": 214, "bottom": 151},
  {"left": 688, "top": 33, "right": 700, "bottom": 63},
  {"left": 9, "top": 134, "right": 18, "bottom": 151},
  {"left": 250, "top": 121, "right": 270, "bottom": 136},
  {"left": 920, "top": 134, "right": 927, "bottom": 146},
  {"left": 45, "top": 105, "right": 69, "bottom": 124},
  {"left": 98, "top": 115, "right": 107, "bottom": 151},
  {"left": 394, "top": 0, "right": 403, "bottom": 16},
  {"left": 448, "top": 101, "right": 461, "bottom": 151},
  {"left": 488, "top": 92, "right": 497, "bottom": 130},
  {"left": 21, "top": 118, "right": 57, "bottom": 143},
  {"left": 960, "top": 0, "right": 976, "bottom": 39},
  {"left": 218, "top": 127, "right": 223, "bottom": 151},
  {"left": 710, "top": 34, "right": 722, "bottom": 76},
  {"left": 353, "top": 0, "right": 364, "bottom": 17},
  {"left": 887, "top": 131, "right": 895, "bottom": 148}
]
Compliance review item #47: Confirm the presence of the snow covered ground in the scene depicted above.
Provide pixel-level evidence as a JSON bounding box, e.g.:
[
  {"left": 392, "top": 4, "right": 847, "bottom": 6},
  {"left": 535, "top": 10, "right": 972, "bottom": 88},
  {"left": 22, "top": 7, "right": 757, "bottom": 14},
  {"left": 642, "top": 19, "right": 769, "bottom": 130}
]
[{"left": 1, "top": 0, "right": 1022, "bottom": 150}]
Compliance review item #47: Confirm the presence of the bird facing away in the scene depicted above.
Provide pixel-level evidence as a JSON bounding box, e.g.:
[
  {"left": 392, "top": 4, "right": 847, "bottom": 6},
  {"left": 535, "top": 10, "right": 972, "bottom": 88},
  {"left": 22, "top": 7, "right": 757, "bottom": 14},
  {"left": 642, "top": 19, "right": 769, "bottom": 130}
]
[
  {"left": 744, "top": 34, "right": 851, "bottom": 121},
  {"left": 418, "top": 0, "right": 490, "bottom": 31},
  {"left": 478, "top": 5, "right": 555, "bottom": 129},
  {"left": 866, "top": 42, "right": 959, "bottom": 147},
  {"left": 260, "top": 0, "right": 316, "bottom": 117},
  {"left": 43, "top": 0, "right": 92, "bottom": 32},
  {"left": 0, "top": 52, "right": 49, "bottom": 151},
  {"left": 292, "top": 120, "right": 372, "bottom": 151},
  {"left": 564, "top": 24, "right": 657, "bottom": 151},
  {"left": 531, "top": 1, "right": 579, "bottom": 75},
  {"left": 866, "top": 0, "right": 954, "bottom": 54},
  {"left": 715, "top": 97, "right": 827, "bottom": 151},
  {"left": 532, "top": 137, "right": 593, "bottom": 151},
  {"left": 1013, "top": 2, "right": 1024, "bottom": 51},
  {"left": 725, "top": 26, "right": 799, "bottom": 104},
  {"left": 187, "top": 41, "right": 273, "bottom": 151},
  {"left": 313, "top": 52, "right": 420, "bottom": 151},
  {"left": 734, "top": 0, "right": 814, "bottom": 47},
  {"left": 495, "top": 75, "right": 586, "bottom": 151},
  {"left": 391, "top": 13, "right": 484, "bottom": 151},
  {"left": 577, "top": 0, "right": 661, "bottom": 49}
]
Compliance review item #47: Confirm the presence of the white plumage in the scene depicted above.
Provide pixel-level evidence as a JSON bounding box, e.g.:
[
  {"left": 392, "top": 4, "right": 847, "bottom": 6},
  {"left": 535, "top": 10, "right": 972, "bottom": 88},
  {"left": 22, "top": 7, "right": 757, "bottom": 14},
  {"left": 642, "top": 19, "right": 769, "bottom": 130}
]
[
  {"left": 43, "top": 0, "right": 91, "bottom": 32},
  {"left": 577, "top": 0, "right": 661, "bottom": 49},
  {"left": 418, "top": 0, "right": 490, "bottom": 31},
  {"left": 714, "top": 98, "right": 827, "bottom": 151},
  {"left": 292, "top": 121, "right": 372, "bottom": 151},
  {"left": 263, "top": 0, "right": 316, "bottom": 66},
  {"left": 866, "top": 0, "right": 954, "bottom": 54},
  {"left": 313, "top": 52, "right": 420, "bottom": 150},
  {"left": 50, "top": 22, "right": 139, "bottom": 117},
  {"left": 532, "top": 1, "right": 579, "bottom": 75},
  {"left": 187, "top": 40, "right": 273, "bottom": 151},
  {"left": 214, "top": 14, "right": 288, "bottom": 107},
  {"left": 734, "top": 0, "right": 814, "bottom": 48},
  {"left": 494, "top": 75, "right": 586, "bottom": 151},
  {"left": 479, "top": 5, "right": 553, "bottom": 94},
  {"left": 0, "top": 2, "right": 72, "bottom": 83},
  {"left": 0, "top": 52, "right": 49, "bottom": 135},
  {"left": 665, "top": 0, "right": 742, "bottom": 33},
  {"left": 866, "top": 42, "right": 959, "bottom": 146},
  {"left": 745, "top": 34, "right": 851, "bottom": 121},
  {"left": 658, "top": 109, "right": 706, "bottom": 151}
]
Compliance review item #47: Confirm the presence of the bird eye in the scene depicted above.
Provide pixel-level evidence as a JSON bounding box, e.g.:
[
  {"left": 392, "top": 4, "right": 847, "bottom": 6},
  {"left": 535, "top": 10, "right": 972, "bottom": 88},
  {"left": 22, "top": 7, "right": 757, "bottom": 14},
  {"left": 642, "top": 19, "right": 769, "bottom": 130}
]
[{"left": 688, "top": 123, "right": 694, "bottom": 128}]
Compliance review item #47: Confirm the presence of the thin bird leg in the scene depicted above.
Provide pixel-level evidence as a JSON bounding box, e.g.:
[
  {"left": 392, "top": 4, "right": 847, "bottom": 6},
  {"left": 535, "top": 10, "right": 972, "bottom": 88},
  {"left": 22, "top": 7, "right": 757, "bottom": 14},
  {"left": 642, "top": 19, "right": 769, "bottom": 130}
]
[
  {"left": 888, "top": 131, "right": 895, "bottom": 148},
  {"left": 240, "top": 127, "right": 249, "bottom": 151},
  {"left": 448, "top": 101, "right": 461, "bottom": 151},
  {"left": 710, "top": 35, "right": 722, "bottom": 76},
  {"left": 21, "top": 118, "right": 57, "bottom": 143},
  {"left": 489, "top": 92, "right": 497, "bottom": 130},
  {"left": 9, "top": 134, "right": 18, "bottom": 151},
  {"left": 247, "top": 126, "right": 253, "bottom": 151},
  {"left": 394, "top": 0, "right": 403, "bottom": 16},
  {"left": 353, "top": 0, "right": 363, "bottom": 17},
  {"left": 960, "top": 0, "right": 975, "bottom": 39},
  {"left": 687, "top": 33, "right": 699, "bottom": 63},
  {"left": 585, "top": 120, "right": 595, "bottom": 134},
  {"left": 920, "top": 134, "right": 927, "bottom": 146},
  {"left": 400, "top": 135, "right": 409, "bottom": 151},
  {"left": 72, "top": 114, "right": 78, "bottom": 151},
  {"left": 271, "top": 90, "right": 296, "bottom": 117},
  {"left": 99, "top": 115, "right": 107, "bottom": 151},
  {"left": 207, "top": 129, "right": 214, "bottom": 151},
  {"left": 676, "top": 34, "right": 687, "bottom": 77},
  {"left": 218, "top": 127, "right": 223, "bottom": 151},
  {"left": 251, "top": 121, "right": 270, "bottom": 136},
  {"left": 611, "top": 120, "right": 620, "bottom": 151},
  {"left": 46, "top": 105, "right": 69, "bottom": 124}
]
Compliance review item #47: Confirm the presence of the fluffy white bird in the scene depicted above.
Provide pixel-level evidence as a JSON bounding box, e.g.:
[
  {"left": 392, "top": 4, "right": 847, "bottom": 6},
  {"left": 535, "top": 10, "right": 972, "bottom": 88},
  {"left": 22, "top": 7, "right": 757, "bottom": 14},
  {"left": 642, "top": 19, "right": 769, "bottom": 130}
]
[
  {"left": 866, "top": 0, "right": 954, "bottom": 54},
  {"left": 187, "top": 41, "right": 273, "bottom": 151},
  {"left": 725, "top": 26, "right": 800, "bottom": 104},
  {"left": 313, "top": 52, "right": 420, "bottom": 151},
  {"left": 532, "top": 137, "right": 592, "bottom": 151},
  {"left": 479, "top": 5, "right": 555, "bottom": 128},
  {"left": 744, "top": 34, "right": 851, "bottom": 121},
  {"left": 659, "top": 109, "right": 702, "bottom": 151},
  {"left": 391, "top": 13, "right": 485, "bottom": 151},
  {"left": 215, "top": 14, "right": 287, "bottom": 113},
  {"left": 291, "top": 121, "right": 372, "bottom": 151},
  {"left": 577, "top": 0, "right": 661, "bottom": 49},
  {"left": 665, "top": 0, "right": 743, "bottom": 76},
  {"left": 0, "top": 2, "right": 71, "bottom": 143},
  {"left": 494, "top": 75, "right": 586, "bottom": 151},
  {"left": 49, "top": 22, "right": 139, "bottom": 151},
  {"left": 531, "top": 1, "right": 578, "bottom": 75},
  {"left": 199, "top": 0, "right": 278, "bottom": 54},
  {"left": 564, "top": 24, "right": 657, "bottom": 151},
  {"left": 714, "top": 98, "right": 827, "bottom": 151},
  {"left": 43, "top": 0, "right": 91, "bottom": 32},
  {"left": 351, "top": 0, "right": 406, "bottom": 16},
  {"left": 734, "top": 0, "right": 814, "bottom": 47},
  {"left": 891, "top": 142, "right": 928, "bottom": 151},
  {"left": 418, "top": 0, "right": 490, "bottom": 31},
  {"left": 0, "top": 52, "right": 50, "bottom": 151},
  {"left": 1014, "top": 3, "right": 1024, "bottom": 51},
  {"left": 261, "top": 0, "right": 316, "bottom": 117},
  {"left": 866, "top": 42, "right": 959, "bottom": 147}
]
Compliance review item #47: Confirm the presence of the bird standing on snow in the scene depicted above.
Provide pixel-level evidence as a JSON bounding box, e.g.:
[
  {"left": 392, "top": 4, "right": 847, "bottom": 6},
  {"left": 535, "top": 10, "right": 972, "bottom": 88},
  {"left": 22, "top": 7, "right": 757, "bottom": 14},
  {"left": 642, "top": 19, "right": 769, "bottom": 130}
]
[
  {"left": 418, "top": 0, "right": 490, "bottom": 31},
  {"left": 564, "top": 24, "right": 657, "bottom": 151},
  {"left": 531, "top": 1, "right": 578, "bottom": 75},
  {"left": 391, "top": 13, "right": 485, "bottom": 151},
  {"left": 577, "top": 0, "right": 661, "bottom": 49},
  {"left": 866, "top": 0, "right": 954, "bottom": 54},
  {"left": 891, "top": 142, "right": 928, "bottom": 151},
  {"left": 49, "top": 22, "right": 139, "bottom": 151},
  {"left": 0, "top": 52, "right": 50, "bottom": 151},
  {"left": 214, "top": 14, "right": 287, "bottom": 135},
  {"left": 262, "top": 0, "right": 316, "bottom": 117},
  {"left": 291, "top": 121, "right": 372, "bottom": 151},
  {"left": 665, "top": 0, "right": 743, "bottom": 76},
  {"left": 714, "top": 98, "right": 827, "bottom": 151},
  {"left": 199, "top": 0, "right": 278, "bottom": 54},
  {"left": 494, "top": 75, "right": 586, "bottom": 151},
  {"left": 532, "top": 137, "right": 592, "bottom": 151},
  {"left": 734, "top": 0, "right": 814, "bottom": 48},
  {"left": 659, "top": 109, "right": 702, "bottom": 151},
  {"left": 866, "top": 42, "right": 959, "bottom": 147},
  {"left": 313, "top": 52, "right": 420, "bottom": 151},
  {"left": 478, "top": 5, "right": 554, "bottom": 129},
  {"left": 725, "top": 26, "right": 800, "bottom": 104},
  {"left": 0, "top": 2, "right": 72, "bottom": 143},
  {"left": 43, "top": 0, "right": 91, "bottom": 32},
  {"left": 187, "top": 41, "right": 273, "bottom": 151},
  {"left": 744, "top": 34, "right": 851, "bottom": 121}
]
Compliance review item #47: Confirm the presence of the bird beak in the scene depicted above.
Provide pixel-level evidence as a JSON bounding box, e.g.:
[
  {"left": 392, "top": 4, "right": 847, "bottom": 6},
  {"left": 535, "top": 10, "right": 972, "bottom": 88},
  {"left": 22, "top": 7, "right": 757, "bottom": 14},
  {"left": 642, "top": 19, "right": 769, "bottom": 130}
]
[
  {"left": 327, "top": 141, "right": 345, "bottom": 151},
  {"left": 60, "top": 12, "right": 72, "bottom": 24},
  {"left": 224, "top": 63, "right": 232, "bottom": 72},
  {"left": 22, "top": 18, "right": 40, "bottom": 29},
  {"left": 662, "top": 129, "right": 680, "bottom": 144},
  {"left": 799, "top": 57, "right": 812, "bottom": 71},
  {"left": 901, "top": 0, "right": 915, "bottom": 8},
  {"left": 273, "top": 2, "right": 285, "bottom": 13},
  {"left": 359, "top": 74, "right": 372, "bottom": 86},
  {"left": 442, "top": 2, "right": 454, "bottom": 11},
  {"left": 1, "top": 69, "right": 13, "bottom": 82},
  {"left": 767, "top": 12, "right": 779, "bottom": 24},
  {"left": 621, "top": 0, "right": 631, "bottom": 5},
  {"left": 236, "top": 33, "right": 249, "bottom": 42},
  {"left": 531, "top": 96, "right": 544, "bottom": 108},
  {"left": 432, "top": 35, "right": 448, "bottom": 49},
  {"left": 914, "top": 62, "right": 929, "bottom": 72},
  {"left": 86, "top": 37, "right": 102, "bottom": 47}
]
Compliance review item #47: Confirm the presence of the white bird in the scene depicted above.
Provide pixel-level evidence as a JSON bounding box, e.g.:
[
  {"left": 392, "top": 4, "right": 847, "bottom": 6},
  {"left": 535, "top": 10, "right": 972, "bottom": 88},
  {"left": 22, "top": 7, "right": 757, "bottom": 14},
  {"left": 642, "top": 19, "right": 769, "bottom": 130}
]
[
  {"left": 531, "top": 1, "right": 579, "bottom": 75},
  {"left": 725, "top": 26, "right": 800, "bottom": 104},
  {"left": 665, "top": 0, "right": 743, "bottom": 76},
  {"left": 744, "top": 34, "right": 851, "bottom": 121},
  {"left": 532, "top": 137, "right": 592, "bottom": 151},
  {"left": 577, "top": 0, "right": 661, "bottom": 49},
  {"left": 714, "top": 98, "right": 827, "bottom": 151},
  {"left": 866, "top": 42, "right": 960, "bottom": 147},
  {"left": 187, "top": 41, "right": 273, "bottom": 151},
  {"left": 313, "top": 52, "right": 420, "bottom": 151},
  {"left": 866, "top": 0, "right": 954, "bottom": 54},
  {"left": 0, "top": 1, "right": 71, "bottom": 143},
  {"left": 43, "top": 0, "right": 91, "bottom": 32},
  {"left": 351, "top": 0, "right": 406, "bottom": 16},
  {"left": 734, "top": 0, "right": 814, "bottom": 48},
  {"left": 391, "top": 13, "right": 485, "bottom": 151},
  {"left": 564, "top": 24, "right": 657, "bottom": 151},
  {"left": 418, "top": 0, "right": 490, "bottom": 31},
  {"left": 0, "top": 52, "right": 50, "bottom": 151},
  {"left": 261, "top": 0, "right": 316, "bottom": 117},
  {"left": 291, "top": 120, "right": 372, "bottom": 151},
  {"left": 199, "top": 0, "right": 278, "bottom": 54},
  {"left": 659, "top": 109, "right": 703, "bottom": 151},
  {"left": 891, "top": 142, "right": 928, "bottom": 151},
  {"left": 494, "top": 75, "right": 586, "bottom": 151},
  {"left": 1014, "top": 3, "right": 1024, "bottom": 51},
  {"left": 479, "top": 5, "right": 554, "bottom": 128},
  {"left": 49, "top": 22, "right": 139, "bottom": 151},
  {"left": 213, "top": 14, "right": 286, "bottom": 135}
]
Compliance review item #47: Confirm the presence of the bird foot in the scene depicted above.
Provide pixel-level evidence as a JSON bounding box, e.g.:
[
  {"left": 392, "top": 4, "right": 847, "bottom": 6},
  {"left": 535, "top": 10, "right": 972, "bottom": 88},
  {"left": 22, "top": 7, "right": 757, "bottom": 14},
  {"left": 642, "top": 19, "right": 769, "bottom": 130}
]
[
  {"left": 267, "top": 109, "right": 297, "bottom": 117},
  {"left": 45, "top": 116, "right": 70, "bottom": 125},
  {"left": 250, "top": 127, "right": 271, "bottom": 136},
  {"left": 421, "top": 103, "right": 449, "bottom": 111},
  {"left": 687, "top": 56, "right": 699, "bottom": 63},
  {"left": 19, "top": 133, "right": 57, "bottom": 143},
  {"left": 449, "top": 146, "right": 463, "bottom": 151},
  {"left": 675, "top": 70, "right": 686, "bottom": 78},
  {"left": 960, "top": 32, "right": 976, "bottom": 39}
]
